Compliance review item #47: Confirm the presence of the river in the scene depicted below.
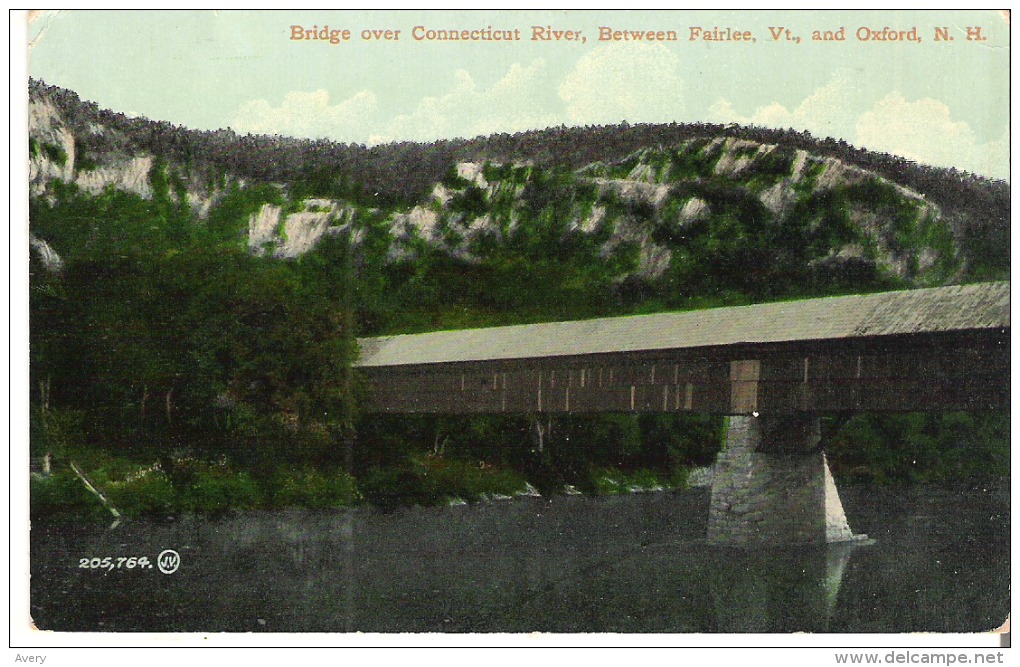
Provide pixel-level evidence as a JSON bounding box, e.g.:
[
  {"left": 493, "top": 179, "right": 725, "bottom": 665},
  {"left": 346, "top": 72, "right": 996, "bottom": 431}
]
[{"left": 29, "top": 482, "right": 1009, "bottom": 634}]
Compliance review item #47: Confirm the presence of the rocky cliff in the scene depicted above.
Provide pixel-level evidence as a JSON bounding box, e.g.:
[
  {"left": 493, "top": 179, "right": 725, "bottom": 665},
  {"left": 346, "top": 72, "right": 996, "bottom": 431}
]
[{"left": 29, "top": 81, "right": 1003, "bottom": 303}]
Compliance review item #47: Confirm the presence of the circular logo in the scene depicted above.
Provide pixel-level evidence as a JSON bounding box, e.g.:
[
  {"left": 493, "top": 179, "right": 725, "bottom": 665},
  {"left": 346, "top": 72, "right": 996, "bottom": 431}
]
[{"left": 157, "top": 549, "right": 181, "bottom": 575}]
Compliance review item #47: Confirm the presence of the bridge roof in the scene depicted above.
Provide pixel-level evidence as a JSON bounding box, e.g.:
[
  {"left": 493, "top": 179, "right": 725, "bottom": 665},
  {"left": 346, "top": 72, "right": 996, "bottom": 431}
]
[{"left": 356, "top": 282, "right": 1009, "bottom": 368}]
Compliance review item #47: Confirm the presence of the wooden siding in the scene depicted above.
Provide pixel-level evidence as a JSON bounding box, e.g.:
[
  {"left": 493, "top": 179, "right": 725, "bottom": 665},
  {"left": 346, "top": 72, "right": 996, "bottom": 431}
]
[{"left": 358, "top": 330, "right": 1009, "bottom": 415}]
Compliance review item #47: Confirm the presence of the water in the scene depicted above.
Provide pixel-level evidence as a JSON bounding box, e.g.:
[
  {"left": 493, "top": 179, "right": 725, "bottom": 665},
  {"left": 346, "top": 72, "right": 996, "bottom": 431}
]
[{"left": 29, "top": 483, "right": 1009, "bottom": 633}]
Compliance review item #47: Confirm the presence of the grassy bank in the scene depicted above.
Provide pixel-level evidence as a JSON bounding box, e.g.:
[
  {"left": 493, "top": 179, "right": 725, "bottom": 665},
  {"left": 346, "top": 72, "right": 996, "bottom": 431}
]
[
  {"left": 30, "top": 447, "right": 698, "bottom": 523},
  {"left": 30, "top": 411, "right": 1008, "bottom": 523},
  {"left": 31, "top": 447, "right": 361, "bottom": 522}
]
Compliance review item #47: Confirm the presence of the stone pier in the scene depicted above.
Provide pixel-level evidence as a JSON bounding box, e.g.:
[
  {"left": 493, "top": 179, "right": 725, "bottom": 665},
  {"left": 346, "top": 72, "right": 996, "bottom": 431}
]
[{"left": 707, "top": 415, "right": 865, "bottom": 546}]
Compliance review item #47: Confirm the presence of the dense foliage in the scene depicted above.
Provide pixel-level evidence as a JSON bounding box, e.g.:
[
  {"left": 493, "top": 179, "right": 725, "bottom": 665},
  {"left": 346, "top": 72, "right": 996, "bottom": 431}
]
[
  {"left": 30, "top": 180, "right": 360, "bottom": 517},
  {"left": 29, "top": 175, "right": 729, "bottom": 518},
  {"left": 827, "top": 413, "right": 1010, "bottom": 485},
  {"left": 28, "top": 82, "right": 1009, "bottom": 520}
]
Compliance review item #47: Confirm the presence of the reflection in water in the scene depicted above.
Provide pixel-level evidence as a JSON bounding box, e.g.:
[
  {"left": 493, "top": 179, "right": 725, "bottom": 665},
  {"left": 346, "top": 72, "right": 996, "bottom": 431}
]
[
  {"left": 707, "top": 542, "right": 867, "bottom": 633},
  {"left": 30, "top": 484, "right": 1007, "bottom": 633}
]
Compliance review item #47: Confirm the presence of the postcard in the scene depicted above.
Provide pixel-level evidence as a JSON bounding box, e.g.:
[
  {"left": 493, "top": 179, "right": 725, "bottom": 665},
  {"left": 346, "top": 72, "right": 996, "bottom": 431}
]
[{"left": 15, "top": 8, "right": 1011, "bottom": 656}]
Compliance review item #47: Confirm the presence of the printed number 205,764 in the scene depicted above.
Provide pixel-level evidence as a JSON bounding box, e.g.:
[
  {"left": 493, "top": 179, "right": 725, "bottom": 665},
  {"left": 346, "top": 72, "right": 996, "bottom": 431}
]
[{"left": 79, "top": 556, "right": 152, "bottom": 571}]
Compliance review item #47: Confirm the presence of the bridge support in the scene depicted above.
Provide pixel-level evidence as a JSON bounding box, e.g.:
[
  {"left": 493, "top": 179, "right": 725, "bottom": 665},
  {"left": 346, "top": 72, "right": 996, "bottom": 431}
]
[{"left": 707, "top": 415, "right": 866, "bottom": 546}]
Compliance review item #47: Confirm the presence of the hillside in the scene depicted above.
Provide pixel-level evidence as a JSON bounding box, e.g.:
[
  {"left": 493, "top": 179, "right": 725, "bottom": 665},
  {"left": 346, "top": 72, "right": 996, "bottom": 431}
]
[
  {"left": 28, "top": 81, "right": 1010, "bottom": 517},
  {"left": 29, "top": 80, "right": 1008, "bottom": 333}
]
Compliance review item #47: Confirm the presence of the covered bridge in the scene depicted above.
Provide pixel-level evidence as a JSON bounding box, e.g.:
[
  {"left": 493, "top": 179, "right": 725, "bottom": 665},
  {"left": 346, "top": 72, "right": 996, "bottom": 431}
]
[
  {"left": 355, "top": 282, "right": 1009, "bottom": 546},
  {"left": 356, "top": 281, "right": 1009, "bottom": 416}
]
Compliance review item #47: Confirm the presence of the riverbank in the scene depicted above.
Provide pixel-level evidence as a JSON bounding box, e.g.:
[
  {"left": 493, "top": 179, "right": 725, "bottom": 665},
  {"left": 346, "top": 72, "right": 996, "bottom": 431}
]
[{"left": 30, "top": 446, "right": 698, "bottom": 522}]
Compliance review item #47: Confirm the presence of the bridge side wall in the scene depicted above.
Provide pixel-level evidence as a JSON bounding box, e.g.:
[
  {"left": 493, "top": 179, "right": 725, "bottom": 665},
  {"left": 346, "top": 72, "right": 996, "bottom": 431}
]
[{"left": 358, "top": 333, "right": 1009, "bottom": 415}]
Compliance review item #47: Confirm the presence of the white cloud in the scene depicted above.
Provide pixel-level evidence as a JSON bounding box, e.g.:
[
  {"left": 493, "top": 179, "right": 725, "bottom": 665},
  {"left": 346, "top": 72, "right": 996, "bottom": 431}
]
[
  {"left": 370, "top": 60, "right": 558, "bottom": 144},
  {"left": 559, "top": 43, "right": 684, "bottom": 125},
  {"left": 708, "top": 73, "right": 856, "bottom": 140},
  {"left": 232, "top": 89, "right": 378, "bottom": 141},
  {"left": 229, "top": 62, "right": 1006, "bottom": 181},
  {"left": 710, "top": 78, "right": 1008, "bottom": 180},
  {"left": 856, "top": 92, "right": 1008, "bottom": 180},
  {"left": 235, "top": 60, "right": 559, "bottom": 146},
  {"left": 230, "top": 49, "right": 688, "bottom": 147}
]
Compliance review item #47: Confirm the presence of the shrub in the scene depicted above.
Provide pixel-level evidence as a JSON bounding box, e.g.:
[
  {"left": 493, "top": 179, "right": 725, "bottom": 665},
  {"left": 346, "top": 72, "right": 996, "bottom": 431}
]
[
  {"left": 75, "top": 148, "right": 98, "bottom": 172},
  {"left": 482, "top": 162, "right": 513, "bottom": 182},
  {"left": 270, "top": 467, "right": 361, "bottom": 509},
  {"left": 828, "top": 412, "right": 1010, "bottom": 485},
  {"left": 440, "top": 164, "right": 472, "bottom": 189},
  {"left": 176, "top": 462, "right": 263, "bottom": 514},
  {"left": 359, "top": 466, "right": 428, "bottom": 510},
  {"left": 668, "top": 141, "right": 718, "bottom": 180},
  {"left": 30, "top": 471, "right": 110, "bottom": 522},
  {"left": 358, "top": 455, "right": 527, "bottom": 509},
  {"left": 666, "top": 465, "right": 691, "bottom": 489},
  {"left": 105, "top": 468, "right": 175, "bottom": 517},
  {"left": 591, "top": 468, "right": 628, "bottom": 495},
  {"left": 447, "top": 185, "right": 488, "bottom": 218},
  {"left": 587, "top": 465, "right": 690, "bottom": 496},
  {"left": 39, "top": 141, "right": 68, "bottom": 166},
  {"left": 418, "top": 455, "right": 528, "bottom": 501},
  {"left": 739, "top": 147, "right": 796, "bottom": 187}
]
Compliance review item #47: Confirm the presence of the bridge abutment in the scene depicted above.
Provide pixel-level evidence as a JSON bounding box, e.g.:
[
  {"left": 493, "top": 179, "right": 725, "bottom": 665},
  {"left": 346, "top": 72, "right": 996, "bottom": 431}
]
[{"left": 707, "top": 415, "right": 865, "bottom": 546}]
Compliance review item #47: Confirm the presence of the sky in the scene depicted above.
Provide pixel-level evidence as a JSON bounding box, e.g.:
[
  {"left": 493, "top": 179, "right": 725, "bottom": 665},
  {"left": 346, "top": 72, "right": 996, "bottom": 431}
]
[{"left": 26, "top": 9, "right": 1011, "bottom": 179}]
